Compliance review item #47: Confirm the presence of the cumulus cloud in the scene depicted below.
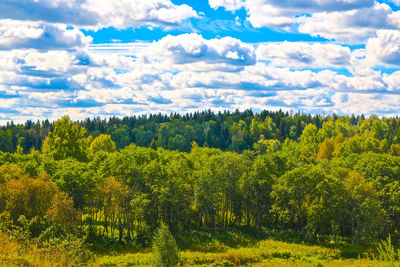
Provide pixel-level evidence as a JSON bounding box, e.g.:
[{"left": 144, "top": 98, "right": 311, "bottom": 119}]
[
  {"left": 210, "top": 0, "right": 374, "bottom": 13},
  {"left": 298, "top": 3, "right": 400, "bottom": 42},
  {"left": 389, "top": 0, "right": 400, "bottom": 5},
  {"left": 209, "top": 0, "right": 375, "bottom": 28},
  {"left": 0, "top": 32, "right": 400, "bottom": 121},
  {"left": 256, "top": 42, "right": 352, "bottom": 69},
  {"left": 209, "top": 0, "right": 244, "bottom": 11},
  {"left": 0, "top": 50, "right": 91, "bottom": 75},
  {"left": 251, "top": 0, "right": 375, "bottom": 28},
  {"left": 331, "top": 92, "right": 400, "bottom": 115},
  {"left": 0, "top": 20, "right": 91, "bottom": 51},
  {"left": 383, "top": 71, "right": 400, "bottom": 90},
  {"left": 208, "top": 1, "right": 400, "bottom": 42},
  {"left": 366, "top": 30, "right": 400, "bottom": 66},
  {"left": 0, "top": 49, "right": 113, "bottom": 94},
  {"left": 0, "top": 0, "right": 197, "bottom": 29},
  {"left": 140, "top": 33, "right": 256, "bottom": 71}
]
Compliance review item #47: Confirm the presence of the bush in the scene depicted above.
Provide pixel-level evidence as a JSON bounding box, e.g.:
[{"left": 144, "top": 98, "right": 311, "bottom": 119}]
[
  {"left": 39, "top": 234, "right": 93, "bottom": 265},
  {"left": 371, "top": 235, "right": 400, "bottom": 265},
  {"left": 152, "top": 223, "right": 180, "bottom": 267}
]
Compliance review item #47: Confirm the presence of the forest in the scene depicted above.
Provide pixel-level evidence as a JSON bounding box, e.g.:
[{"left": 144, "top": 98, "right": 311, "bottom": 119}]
[{"left": 1, "top": 110, "right": 400, "bottom": 265}]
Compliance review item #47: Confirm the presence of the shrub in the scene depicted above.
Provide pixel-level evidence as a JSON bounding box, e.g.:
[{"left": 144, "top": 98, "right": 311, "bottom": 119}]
[
  {"left": 371, "top": 235, "right": 400, "bottom": 266},
  {"left": 152, "top": 223, "right": 180, "bottom": 267}
]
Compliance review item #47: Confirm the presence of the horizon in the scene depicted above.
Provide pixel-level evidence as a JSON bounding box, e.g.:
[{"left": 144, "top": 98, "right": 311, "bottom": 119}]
[
  {"left": 0, "top": 109, "right": 389, "bottom": 127},
  {"left": 1, "top": 0, "right": 400, "bottom": 122}
]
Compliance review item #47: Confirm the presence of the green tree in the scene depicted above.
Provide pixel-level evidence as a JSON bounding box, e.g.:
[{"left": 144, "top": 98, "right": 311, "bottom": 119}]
[
  {"left": 253, "top": 137, "right": 281, "bottom": 155},
  {"left": 41, "top": 116, "right": 88, "bottom": 161},
  {"left": 240, "top": 154, "right": 277, "bottom": 227},
  {"left": 89, "top": 134, "right": 117, "bottom": 156},
  {"left": 111, "top": 126, "right": 131, "bottom": 149},
  {"left": 152, "top": 223, "right": 180, "bottom": 267},
  {"left": 344, "top": 171, "right": 385, "bottom": 243},
  {"left": 300, "top": 123, "right": 318, "bottom": 157},
  {"left": 271, "top": 165, "right": 344, "bottom": 236},
  {"left": 0, "top": 130, "right": 13, "bottom": 153},
  {"left": 50, "top": 159, "right": 96, "bottom": 210}
]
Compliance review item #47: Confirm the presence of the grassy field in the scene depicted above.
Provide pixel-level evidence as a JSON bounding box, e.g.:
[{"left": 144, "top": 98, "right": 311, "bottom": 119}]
[
  {"left": 96, "top": 238, "right": 393, "bottom": 267},
  {"left": 1, "top": 229, "right": 398, "bottom": 266}
]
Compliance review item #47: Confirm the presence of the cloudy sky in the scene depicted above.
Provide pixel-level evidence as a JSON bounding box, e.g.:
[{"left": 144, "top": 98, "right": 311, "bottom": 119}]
[{"left": 1, "top": 0, "right": 400, "bottom": 122}]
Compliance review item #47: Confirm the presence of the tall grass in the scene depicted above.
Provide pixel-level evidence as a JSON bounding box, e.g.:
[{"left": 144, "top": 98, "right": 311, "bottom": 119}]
[
  {"left": 97, "top": 238, "right": 342, "bottom": 266},
  {"left": 368, "top": 235, "right": 400, "bottom": 267},
  {"left": 0, "top": 231, "right": 94, "bottom": 266}
]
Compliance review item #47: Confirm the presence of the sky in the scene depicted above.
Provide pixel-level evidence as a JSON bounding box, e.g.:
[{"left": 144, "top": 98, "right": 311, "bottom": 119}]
[{"left": 1, "top": 0, "right": 400, "bottom": 123}]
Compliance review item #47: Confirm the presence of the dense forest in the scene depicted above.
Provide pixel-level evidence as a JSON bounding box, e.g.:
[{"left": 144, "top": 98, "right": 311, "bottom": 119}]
[
  {"left": 1, "top": 110, "right": 400, "bottom": 265},
  {"left": 0, "top": 109, "right": 338, "bottom": 153}
]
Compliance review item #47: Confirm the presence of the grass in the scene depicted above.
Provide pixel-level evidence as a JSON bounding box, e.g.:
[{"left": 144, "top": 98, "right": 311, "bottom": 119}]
[
  {"left": 1, "top": 229, "right": 398, "bottom": 266},
  {"left": 0, "top": 232, "right": 56, "bottom": 266},
  {"left": 0, "top": 231, "right": 94, "bottom": 266},
  {"left": 96, "top": 238, "right": 394, "bottom": 266}
]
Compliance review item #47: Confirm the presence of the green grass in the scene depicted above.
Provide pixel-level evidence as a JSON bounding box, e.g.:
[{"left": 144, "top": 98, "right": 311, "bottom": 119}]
[
  {"left": 96, "top": 238, "right": 393, "bottom": 266},
  {"left": 2, "top": 228, "right": 396, "bottom": 267}
]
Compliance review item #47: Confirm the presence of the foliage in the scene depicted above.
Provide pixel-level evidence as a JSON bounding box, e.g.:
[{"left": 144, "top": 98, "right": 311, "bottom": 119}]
[
  {"left": 152, "top": 223, "right": 180, "bottom": 267},
  {"left": 41, "top": 116, "right": 88, "bottom": 161},
  {"left": 89, "top": 134, "right": 117, "bottom": 156},
  {"left": 0, "top": 215, "right": 93, "bottom": 266},
  {"left": 374, "top": 236, "right": 398, "bottom": 263},
  {"left": 2, "top": 110, "right": 400, "bottom": 265},
  {"left": 47, "top": 192, "right": 79, "bottom": 233},
  {"left": 0, "top": 175, "right": 56, "bottom": 222}
]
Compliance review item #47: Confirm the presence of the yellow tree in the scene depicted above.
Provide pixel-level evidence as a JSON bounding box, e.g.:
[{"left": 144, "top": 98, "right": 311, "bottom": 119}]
[
  {"left": 317, "top": 138, "right": 335, "bottom": 160},
  {"left": 47, "top": 192, "right": 79, "bottom": 233},
  {"left": 95, "top": 177, "right": 130, "bottom": 242},
  {"left": 1, "top": 176, "right": 56, "bottom": 222}
]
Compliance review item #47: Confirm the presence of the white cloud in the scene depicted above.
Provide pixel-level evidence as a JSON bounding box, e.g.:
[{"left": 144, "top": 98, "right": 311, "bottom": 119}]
[
  {"left": 0, "top": 0, "right": 197, "bottom": 29},
  {"left": 389, "top": 0, "right": 400, "bottom": 5},
  {"left": 4, "top": 1, "right": 400, "bottom": 121},
  {"left": 83, "top": 0, "right": 198, "bottom": 29},
  {"left": 209, "top": 0, "right": 375, "bottom": 28},
  {"left": 209, "top": 0, "right": 244, "bottom": 11},
  {"left": 1, "top": 33, "right": 400, "bottom": 121},
  {"left": 0, "top": 50, "right": 91, "bottom": 74},
  {"left": 366, "top": 30, "right": 400, "bottom": 66},
  {"left": 210, "top": 0, "right": 374, "bottom": 13},
  {"left": 256, "top": 42, "right": 352, "bottom": 69},
  {"left": 383, "top": 71, "right": 400, "bottom": 91},
  {"left": 331, "top": 92, "right": 400, "bottom": 115},
  {"left": 298, "top": 3, "right": 400, "bottom": 42},
  {"left": 0, "top": 20, "right": 91, "bottom": 50},
  {"left": 209, "top": 1, "right": 400, "bottom": 42},
  {"left": 140, "top": 33, "right": 256, "bottom": 69}
]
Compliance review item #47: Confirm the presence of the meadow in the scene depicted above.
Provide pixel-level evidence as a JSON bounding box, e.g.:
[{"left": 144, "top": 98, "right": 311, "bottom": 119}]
[
  {"left": 94, "top": 234, "right": 397, "bottom": 267},
  {"left": 0, "top": 230, "right": 389, "bottom": 266}
]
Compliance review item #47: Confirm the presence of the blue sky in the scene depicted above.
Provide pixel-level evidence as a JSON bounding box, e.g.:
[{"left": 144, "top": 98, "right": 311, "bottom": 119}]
[{"left": 1, "top": 0, "right": 400, "bottom": 122}]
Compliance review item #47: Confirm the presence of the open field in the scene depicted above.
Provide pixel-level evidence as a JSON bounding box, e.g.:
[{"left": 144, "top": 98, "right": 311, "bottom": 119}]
[
  {"left": 96, "top": 238, "right": 393, "bottom": 267},
  {"left": 0, "top": 217, "right": 398, "bottom": 267}
]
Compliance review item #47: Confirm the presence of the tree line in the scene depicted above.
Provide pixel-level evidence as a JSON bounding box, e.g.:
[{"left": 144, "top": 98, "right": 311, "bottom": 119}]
[{"left": 0, "top": 109, "right": 348, "bottom": 153}]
